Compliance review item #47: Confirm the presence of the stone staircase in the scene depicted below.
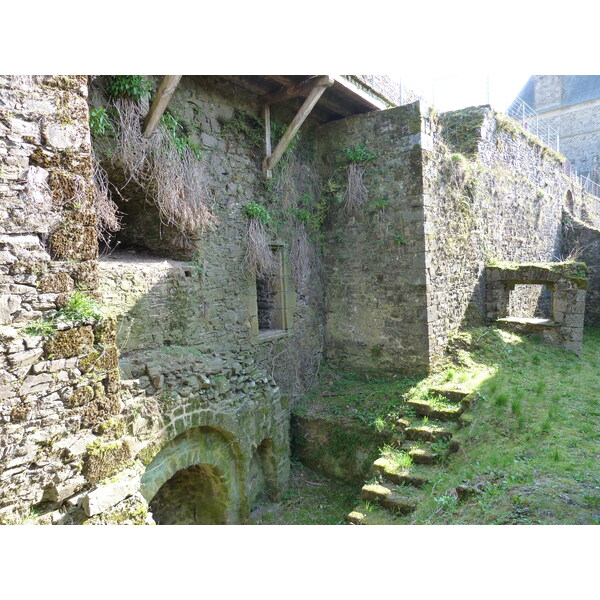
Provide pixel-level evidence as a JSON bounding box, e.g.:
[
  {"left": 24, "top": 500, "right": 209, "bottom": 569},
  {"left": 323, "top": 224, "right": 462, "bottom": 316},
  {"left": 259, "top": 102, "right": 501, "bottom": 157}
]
[{"left": 346, "top": 387, "right": 476, "bottom": 524}]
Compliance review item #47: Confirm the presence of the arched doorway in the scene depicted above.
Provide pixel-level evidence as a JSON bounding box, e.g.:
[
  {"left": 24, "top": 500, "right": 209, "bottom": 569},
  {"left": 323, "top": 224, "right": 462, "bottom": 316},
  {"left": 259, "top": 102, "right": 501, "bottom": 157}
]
[
  {"left": 140, "top": 426, "right": 246, "bottom": 524},
  {"left": 150, "top": 463, "right": 229, "bottom": 525}
]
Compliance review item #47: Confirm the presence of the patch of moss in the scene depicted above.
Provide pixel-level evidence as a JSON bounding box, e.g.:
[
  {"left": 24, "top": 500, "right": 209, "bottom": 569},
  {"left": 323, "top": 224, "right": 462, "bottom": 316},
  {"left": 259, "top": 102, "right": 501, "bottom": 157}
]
[
  {"left": 10, "top": 402, "right": 31, "bottom": 423},
  {"left": 65, "top": 385, "right": 94, "bottom": 408},
  {"left": 45, "top": 326, "right": 94, "bottom": 359},
  {"left": 79, "top": 382, "right": 121, "bottom": 429},
  {"left": 83, "top": 439, "right": 131, "bottom": 484},
  {"left": 71, "top": 261, "right": 98, "bottom": 290},
  {"left": 92, "top": 416, "right": 126, "bottom": 439},
  {"left": 48, "top": 219, "right": 98, "bottom": 261},
  {"left": 93, "top": 318, "right": 117, "bottom": 345},
  {"left": 38, "top": 272, "right": 74, "bottom": 294}
]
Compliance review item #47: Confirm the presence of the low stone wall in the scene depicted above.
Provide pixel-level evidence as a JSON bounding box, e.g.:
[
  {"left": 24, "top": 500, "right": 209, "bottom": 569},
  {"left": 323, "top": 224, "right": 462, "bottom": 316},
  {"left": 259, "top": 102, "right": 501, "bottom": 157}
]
[{"left": 485, "top": 263, "right": 587, "bottom": 355}]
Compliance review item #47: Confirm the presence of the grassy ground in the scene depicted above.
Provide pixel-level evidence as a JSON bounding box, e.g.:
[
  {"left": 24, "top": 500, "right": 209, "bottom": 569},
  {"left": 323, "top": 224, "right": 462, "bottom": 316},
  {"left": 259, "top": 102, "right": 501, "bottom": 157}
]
[
  {"left": 249, "top": 460, "right": 359, "bottom": 525},
  {"left": 275, "top": 326, "right": 600, "bottom": 525}
]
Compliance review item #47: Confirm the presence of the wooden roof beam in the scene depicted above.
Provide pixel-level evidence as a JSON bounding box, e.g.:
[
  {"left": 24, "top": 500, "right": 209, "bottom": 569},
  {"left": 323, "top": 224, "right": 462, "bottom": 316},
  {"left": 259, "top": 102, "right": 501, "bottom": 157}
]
[
  {"left": 260, "top": 75, "right": 333, "bottom": 106},
  {"left": 143, "top": 75, "right": 182, "bottom": 136},
  {"left": 263, "top": 77, "right": 333, "bottom": 178}
]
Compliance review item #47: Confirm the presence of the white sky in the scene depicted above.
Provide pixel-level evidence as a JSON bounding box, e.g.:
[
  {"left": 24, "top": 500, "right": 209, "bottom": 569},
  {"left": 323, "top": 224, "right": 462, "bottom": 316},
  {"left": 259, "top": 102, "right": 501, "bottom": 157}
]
[{"left": 400, "top": 73, "right": 532, "bottom": 112}]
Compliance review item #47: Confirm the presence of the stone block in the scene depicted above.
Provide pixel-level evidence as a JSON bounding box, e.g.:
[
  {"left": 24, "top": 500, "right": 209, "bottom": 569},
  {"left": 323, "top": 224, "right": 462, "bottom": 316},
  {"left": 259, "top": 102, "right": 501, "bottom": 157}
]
[{"left": 82, "top": 469, "right": 141, "bottom": 517}]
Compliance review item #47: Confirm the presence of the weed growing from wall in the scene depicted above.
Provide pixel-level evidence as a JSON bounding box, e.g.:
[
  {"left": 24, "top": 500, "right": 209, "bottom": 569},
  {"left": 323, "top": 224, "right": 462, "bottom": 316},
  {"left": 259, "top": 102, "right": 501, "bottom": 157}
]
[
  {"left": 23, "top": 292, "right": 104, "bottom": 337},
  {"left": 342, "top": 144, "right": 377, "bottom": 215},
  {"left": 91, "top": 91, "right": 215, "bottom": 247},
  {"left": 243, "top": 202, "right": 277, "bottom": 278}
]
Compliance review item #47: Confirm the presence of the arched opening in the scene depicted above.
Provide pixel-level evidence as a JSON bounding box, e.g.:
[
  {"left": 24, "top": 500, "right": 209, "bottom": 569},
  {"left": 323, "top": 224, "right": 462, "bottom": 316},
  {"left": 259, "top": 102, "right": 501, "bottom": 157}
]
[
  {"left": 150, "top": 463, "right": 229, "bottom": 525},
  {"left": 140, "top": 426, "right": 246, "bottom": 524},
  {"left": 566, "top": 190, "right": 574, "bottom": 213}
]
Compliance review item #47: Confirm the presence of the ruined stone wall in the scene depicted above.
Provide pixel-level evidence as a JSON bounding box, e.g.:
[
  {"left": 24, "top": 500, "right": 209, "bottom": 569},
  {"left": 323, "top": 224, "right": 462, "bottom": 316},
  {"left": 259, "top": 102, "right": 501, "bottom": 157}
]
[
  {"left": 91, "top": 75, "right": 325, "bottom": 400},
  {"left": 316, "top": 102, "right": 430, "bottom": 373},
  {"left": 563, "top": 218, "right": 600, "bottom": 326},
  {"left": 0, "top": 76, "right": 127, "bottom": 518},
  {"left": 0, "top": 75, "right": 329, "bottom": 523},
  {"left": 423, "top": 106, "right": 596, "bottom": 365}
]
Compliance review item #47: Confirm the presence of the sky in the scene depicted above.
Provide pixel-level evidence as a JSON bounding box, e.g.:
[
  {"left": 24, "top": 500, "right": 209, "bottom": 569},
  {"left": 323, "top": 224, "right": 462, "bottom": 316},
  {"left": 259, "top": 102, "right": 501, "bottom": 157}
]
[{"left": 401, "top": 73, "right": 532, "bottom": 113}]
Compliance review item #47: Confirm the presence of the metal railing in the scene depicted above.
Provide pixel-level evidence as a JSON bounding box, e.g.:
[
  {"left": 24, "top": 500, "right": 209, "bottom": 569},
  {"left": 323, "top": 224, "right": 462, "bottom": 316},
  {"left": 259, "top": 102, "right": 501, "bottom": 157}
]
[
  {"left": 506, "top": 96, "right": 600, "bottom": 198},
  {"left": 506, "top": 96, "right": 560, "bottom": 151}
]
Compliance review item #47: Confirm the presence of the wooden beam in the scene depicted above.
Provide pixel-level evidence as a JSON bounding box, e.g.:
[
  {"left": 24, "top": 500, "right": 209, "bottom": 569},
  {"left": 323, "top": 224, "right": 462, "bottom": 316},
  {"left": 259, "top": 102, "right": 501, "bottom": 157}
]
[
  {"left": 143, "top": 75, "right": 182, "bottom": 136},
  {"left": 260, "top": 75, "right": 333, "bottom": 106},
  {"left": 263, "top": 103, "right": 272, "bottom": 179},
  {"left": 262, "top": 78, "right": 333, "bottom": 177},
  {"left": 331, "top": 76, "right": 388, "bottom": 111},
  {"left": 218, "top": 75, "right": 275, "bottom": 96}
]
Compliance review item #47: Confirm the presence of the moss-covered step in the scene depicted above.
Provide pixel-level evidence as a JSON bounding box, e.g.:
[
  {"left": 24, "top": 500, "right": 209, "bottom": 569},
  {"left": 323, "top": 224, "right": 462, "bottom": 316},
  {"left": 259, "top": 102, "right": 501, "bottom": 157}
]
[
  {"left": 405, "top": 423, "right": 455, "bottom": 442},
  {"left": 360, "top": 482, "right": 417, "bottom": 515},
  {"left": 371, "top": 456, "right": 434, "bottom": 487},
  {"left": 406, "top": 398, "right": 465, "bottom": 421}
]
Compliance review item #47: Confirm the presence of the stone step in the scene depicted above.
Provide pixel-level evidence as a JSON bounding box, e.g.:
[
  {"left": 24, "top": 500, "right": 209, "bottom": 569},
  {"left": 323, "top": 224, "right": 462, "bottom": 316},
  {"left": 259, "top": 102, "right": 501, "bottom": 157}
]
[
  {"left": 360, "top": 483, "right": 417, "bottom": 515},
  {"left": 405, "top": 424, "right": 454, "bottom": 442},
  {"left": 406, "top": 398, "right": 465, "bottom": 421},
  {"left": 346, "top": 510, "right": 366, "bottom": 525},
  {"left": 428, "top": 387, "right": 471, "bottom": 403},
  {"left": 372, "top": 456, "right": 432, "bottom": 488},
  {"left": 407, "top": 446, "right": 435, "bottom": 465}
]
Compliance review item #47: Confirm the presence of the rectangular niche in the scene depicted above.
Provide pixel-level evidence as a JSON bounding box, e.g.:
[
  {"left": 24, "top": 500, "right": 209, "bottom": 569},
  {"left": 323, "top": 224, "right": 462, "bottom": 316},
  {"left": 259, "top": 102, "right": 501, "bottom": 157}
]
[{"left": 508, "top": 284, "right": 552, "bottom": 319}]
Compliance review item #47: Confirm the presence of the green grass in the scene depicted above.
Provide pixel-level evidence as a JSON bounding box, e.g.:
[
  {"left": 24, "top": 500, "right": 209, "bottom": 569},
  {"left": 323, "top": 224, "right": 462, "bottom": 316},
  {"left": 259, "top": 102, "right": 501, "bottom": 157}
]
[
  {"left": 249, "top": 460, "right": 358, "bottom": 525},
  {"left": 281, "top": 326, "right": 600, "bottom": 525},
  {"left": 398, "top": 327, "right": 600, "bottom": 525}
]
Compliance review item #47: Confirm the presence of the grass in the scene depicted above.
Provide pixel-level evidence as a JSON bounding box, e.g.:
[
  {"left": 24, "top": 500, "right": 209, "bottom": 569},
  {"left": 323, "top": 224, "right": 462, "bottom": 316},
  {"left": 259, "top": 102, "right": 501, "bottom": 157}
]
[
  {"left": 249, "top": 460, "right": 358, "bottom": 525},
  {"left": 294, "top": 365, "right": 422, "bottom": 430},
  {"left": 399, "top": 326, "right": 600, "bottom": 525},
  {"left": 281, "top": 326, "right": 600, "bottom": 525}
]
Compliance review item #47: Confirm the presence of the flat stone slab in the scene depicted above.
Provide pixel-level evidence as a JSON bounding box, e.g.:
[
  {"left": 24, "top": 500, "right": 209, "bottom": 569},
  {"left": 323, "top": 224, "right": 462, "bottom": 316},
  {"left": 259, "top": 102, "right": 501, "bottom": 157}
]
[{"left": 497, "top": 317, "right": 560, "bottom": 328}]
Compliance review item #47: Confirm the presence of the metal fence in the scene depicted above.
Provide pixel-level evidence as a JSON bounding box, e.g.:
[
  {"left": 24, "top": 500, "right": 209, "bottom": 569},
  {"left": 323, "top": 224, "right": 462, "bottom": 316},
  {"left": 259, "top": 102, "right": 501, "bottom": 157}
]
[
  {"left": 506, "top": 96, "right": 600, "bottom": 197},
  {"left": 506, "top": 96, "right": 560, "bottom": 151}
]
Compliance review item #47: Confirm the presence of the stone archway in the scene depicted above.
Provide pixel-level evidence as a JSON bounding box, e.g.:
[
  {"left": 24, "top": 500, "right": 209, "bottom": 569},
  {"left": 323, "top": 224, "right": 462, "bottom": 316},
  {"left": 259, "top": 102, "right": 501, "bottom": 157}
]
[
  {"left": 140, "top": 426, "right": 246, "bottom": 524},
  {"left": 149, "top": 463, "right": 229, "bottom": 524}
]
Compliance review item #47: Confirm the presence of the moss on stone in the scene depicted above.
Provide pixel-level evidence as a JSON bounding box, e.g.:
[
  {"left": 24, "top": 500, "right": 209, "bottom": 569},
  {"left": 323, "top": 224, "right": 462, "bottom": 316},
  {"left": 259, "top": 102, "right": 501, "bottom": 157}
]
[
  {"left": 92, "top": 416, "right": 126, "bottom": 439},
  {"left": 83, "top": 439, "right": 131, "bottom": 484},
  {"left": 10, "top": 402, "right": 31, "bottom": 423},
  {"left": 66, "top": 385, "right": 94, "bottom": 408},
  {"left": 45, "top": 326, "right": 94, "bottom": 359},
  {"left": 48, "top": 217, "right": 98, "bottom": 261},
  {"left": 79, "top": 382, "right": 121, "bottom": 429},
  {"left": 38, "top": 272, "right": 74, "bottom": 294},
  {"left": 93, "top": 318, "right": 117, "bottom": 345},
  {"left": 71, "top": 261, "right": 98, "bottom": 290}
]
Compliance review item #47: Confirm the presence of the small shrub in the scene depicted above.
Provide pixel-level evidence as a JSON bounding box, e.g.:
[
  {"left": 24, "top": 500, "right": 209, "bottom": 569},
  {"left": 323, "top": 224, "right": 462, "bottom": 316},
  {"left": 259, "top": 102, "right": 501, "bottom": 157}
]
[
  {"left": 243, "top": 202, "right": 272, "bottom": 225},
  {"left": 105, "top": 75, "right": 153, "bottom": 101},
  {"left": 56, "top": 292, "right": 103, "bottom": 322},
  {"left": 89, "top": 108, "right": 113, "bottom": 137},
  {"left": 344, "top": 144, "right": 377, "bottom": 163}
]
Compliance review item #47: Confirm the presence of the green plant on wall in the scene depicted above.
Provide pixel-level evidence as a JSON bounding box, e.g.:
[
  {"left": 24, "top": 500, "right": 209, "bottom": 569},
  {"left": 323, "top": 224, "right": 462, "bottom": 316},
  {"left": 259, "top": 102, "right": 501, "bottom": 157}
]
[
  {"left": 244, "top": 201, "right": 272, "bottom": 225},
  {"left": 105, "top": 76, "right": 153, "bottom": 102},
  {"left": 89, "top": 107, "right": 113, "bottom": 137},
  {"left": 344, "top": 144, "right": 377, "bottom": 163},
  {"left": 160, "top": 110, "right": 203, "bottom": 160},
  {"left": 23, "top": 292, "right": 103, "bottom": 338}
]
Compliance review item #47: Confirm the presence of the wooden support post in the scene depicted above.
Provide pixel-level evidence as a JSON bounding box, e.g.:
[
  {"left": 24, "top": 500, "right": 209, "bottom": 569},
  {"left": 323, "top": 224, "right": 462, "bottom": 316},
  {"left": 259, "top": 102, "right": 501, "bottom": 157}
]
[
  {"left": 142, "top": 75, "right": 182, "bottom": 136},
  {"left": 262, "top": 77, "right": 333, "bottom": 177},
  {"left": 263, "top": 103, "right": 272, "bottom": 179}
]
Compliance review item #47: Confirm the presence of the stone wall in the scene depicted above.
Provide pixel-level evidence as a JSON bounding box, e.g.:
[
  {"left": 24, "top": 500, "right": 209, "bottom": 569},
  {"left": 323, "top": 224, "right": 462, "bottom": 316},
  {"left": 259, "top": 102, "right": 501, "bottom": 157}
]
[
  {"left": 0, "top": 75, "right": 328, "bottom": 523},
  {"left": 422, "top": 105, "right": 596, "bottom": 365},
  {"left": 0, "top": 76, "right": 126, "bottom": 518},
  {"left": 563, "top": 217, "right": 600, "bottom": 326},
  {"left": 316, "top": 102, "right": 430, "bottom": 373}
]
